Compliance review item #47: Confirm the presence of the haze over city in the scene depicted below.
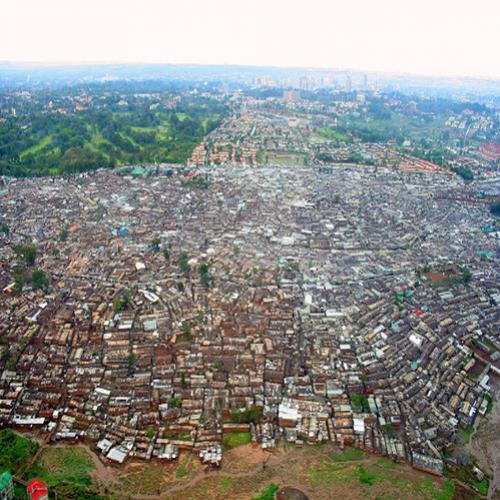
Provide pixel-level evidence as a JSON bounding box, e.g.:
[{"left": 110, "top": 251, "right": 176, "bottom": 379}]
[{"left": 2, "top": 0, "right": 500, "bottom": 79}]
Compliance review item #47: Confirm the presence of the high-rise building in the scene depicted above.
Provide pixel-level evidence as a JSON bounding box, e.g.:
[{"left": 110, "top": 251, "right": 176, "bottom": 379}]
[
  {"left": 345, "top": 76, "right": 352, "bottom": 92},
  {"left": 283, "top": 90, "right": 300, "bottom": 103}
]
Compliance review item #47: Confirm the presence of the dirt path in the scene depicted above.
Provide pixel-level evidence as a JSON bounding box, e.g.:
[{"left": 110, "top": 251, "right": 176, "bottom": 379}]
[
  {"left": 127, "top": 446, "right": 420, "bottom": 500},
  {"left": 130, "top": 446, "right": 290, "bottom": 499},
  {"left": 467, "top": 377, "right": 500, "bottom": 499},
  {"left": 75, "top": 443, "right": 121, "bottom": 485}
]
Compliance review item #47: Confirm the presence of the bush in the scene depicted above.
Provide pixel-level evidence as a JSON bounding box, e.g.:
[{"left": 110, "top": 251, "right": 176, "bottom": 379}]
[
  {"left": 169, "top": 396, "right": 182, "bottom": 408},
  {"left": 176, "top": 465, "right": 188, "bottom": 478},
  {"left": 252, "top": 483, "right": 279, "bottom": 500}
]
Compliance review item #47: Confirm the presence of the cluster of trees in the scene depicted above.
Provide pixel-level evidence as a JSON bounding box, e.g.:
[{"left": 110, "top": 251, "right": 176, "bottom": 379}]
[
  {"left": 230, "top": 405, "right": 262, "bottom": 424},
  {"left": 59, "top": 147, "right": 113, "bottom": 174},
  {"left": 11, "top": 244, "right": 49, "bottom": 293},
  {"left": 0, "top": 428, "right": 39, "bottom": 472},
  {"left": 451, "top": 165, "right": 474, "bottom": 181},
  {"left": 181, "top": 175, "right": 211, "bottom": 189},
  {"left": 199, "top": 263, "right": 211, "bottom": 288},
  {"left": 178, "top": 252, "right": 191, "bottom": 277},
  {"left": 350, "top": 393, "right": 371, "bottom": 412},
  {"left": 113, "top": 290, "right": 131, "bottom": 313},
  {"left": 489, "top": 202, "right": 500, "bottom": 217},
  {"left": 0, "top": 86, "right": 227, "bottom": 177}
]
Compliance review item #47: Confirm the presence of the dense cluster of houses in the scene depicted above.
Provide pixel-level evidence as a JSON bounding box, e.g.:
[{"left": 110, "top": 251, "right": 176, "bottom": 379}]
[
  {"left": 188, "top": 95, "right": 498, "bottom": 181},
  {"left": 0, "top": 165, "right": 498, "bottom": 474}
]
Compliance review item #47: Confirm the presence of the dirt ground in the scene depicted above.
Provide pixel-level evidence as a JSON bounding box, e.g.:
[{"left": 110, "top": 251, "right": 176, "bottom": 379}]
[
  {"left": 466, "top": 376, "right": 500, "bottom": 498},
  {"left": 78, "top": 441, "right": 457, "bottom": 500}
]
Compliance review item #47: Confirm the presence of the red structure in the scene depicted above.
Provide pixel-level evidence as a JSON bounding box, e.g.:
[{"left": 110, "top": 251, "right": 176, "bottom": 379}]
[{"left": 27, "top": 479, "right": 48, "bottom": 500}]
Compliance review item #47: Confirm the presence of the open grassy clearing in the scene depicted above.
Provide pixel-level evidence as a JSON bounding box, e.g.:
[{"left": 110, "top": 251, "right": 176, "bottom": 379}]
[
  {"left": 26, "top": 446, "right": 103, "bottom": 498},
  {"left": 19, "top": 135, "right": 53, "bottom": 159},
  {"left": 317, "top": 127, "right": 352, "bottom": 142},
  {"left": 118, "top": 453, "right": 200, "bottom": 496},
  {"left": 0, "top": 428, "right": 38, "bottom": 473},
  {"left": 223, "top": 431, "right": 252, "bottom": 449},
  {"left": 266, "top": 152, "right": 307, "bottom": 165},
  {"left": 159, "top": 444, "right": 458, "bottom": 500},
  {"left": 0, "top": 434, "right": 474, "bottom": 499}
]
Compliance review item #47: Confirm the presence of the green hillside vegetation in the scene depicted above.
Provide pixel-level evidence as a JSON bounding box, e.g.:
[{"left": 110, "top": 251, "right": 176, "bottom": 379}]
[
  {"left": 0, "top": 92, "right": 226, "bottom": 177},
  {"left": 318, "top": 127, "right": 352, "bottom": 142},
  {"left": 0, "top": 429, "right": 39, "bottom": 473},
  {"left": 27, "top": 446, "right": 102, "bottom": 498}
]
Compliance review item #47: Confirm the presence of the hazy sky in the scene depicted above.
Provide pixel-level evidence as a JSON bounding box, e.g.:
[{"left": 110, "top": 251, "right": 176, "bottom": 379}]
[{"left": 2, "top": 0, "right": 500, "bottom": 79}]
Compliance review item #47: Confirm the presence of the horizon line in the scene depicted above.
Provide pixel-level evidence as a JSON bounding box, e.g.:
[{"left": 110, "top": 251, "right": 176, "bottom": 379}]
[{"left": 1, "top": 60, "right": 499, "bottom": 83}]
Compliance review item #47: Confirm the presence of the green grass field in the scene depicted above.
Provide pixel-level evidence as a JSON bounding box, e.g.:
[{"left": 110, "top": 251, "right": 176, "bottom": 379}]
[
  {"left": 223, "top": 431, "right": 252, "bottom": 449},
  {"left": 318, "top": 127, "right": 351, "bottom": 142},
  {"left": 26, "top": 446, "right": 97, "bottom": 498},
  {"left": 0, "top": 429, "right": 39, "bottom": 473},
  {"left": 19, "top": 135, "right": 53, "bottom": 159}
]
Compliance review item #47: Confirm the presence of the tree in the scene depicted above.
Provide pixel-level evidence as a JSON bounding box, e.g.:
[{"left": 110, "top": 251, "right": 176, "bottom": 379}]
[
  {"left": 114, "top": 290, "right": 131, "bottom": 312},
  {"left": 214, "top": 360, "right": 225, "bottom": 372},
  {"left": 12, "top": 266, "right": 27, "bottom": 294},
  {"left": 462, "top": 267, "right": 472, "bottom": 283},
  {"left": 178, "top": 252, "right": 191, "bottom": 276},
  {"left": 150, "top": 236, "right": 161, "bottom": 251},
  {"left": 169, "top": 396, "right": 182, "bottom": 408},
  {"left": 451, "top": 166, "right": 474, "bottom": 181},
  {"left": 489, "top": 202, "right": 500, "bottom": 217},
  {"left": 127, "top": 352, "right": 137, "bottom": 373},
  {"left": 59, "top": 147, "right": 110, "bottom": 174},
  {"left": 163, "top": 247, "right": 171, "bottom": 262},
  {"left": 60, "top": 228, "right": 68, "bottom": 241},
  {"left": 0, "top": 222, "right": 9, "bottom": 236},
  {"left": 199, "top": 262, "right": 211, "bottom": 288},
  {"left": 181, "top": 325, "right": 192, "bottom": 342},
  {"left": 384, "top": 423, "right": 394, "bottom": 438},
  {"left": 350, "top": 393, "right": 370, "bottom": 412},
  {"left": 15, "top": 244, "right": 37, "bottom": 266},
  {"left": 230, "top": 405, "right": 262, "bottom": 424},
  {"left": 32, "top": 269, "right": 49, "bottom": 291}
]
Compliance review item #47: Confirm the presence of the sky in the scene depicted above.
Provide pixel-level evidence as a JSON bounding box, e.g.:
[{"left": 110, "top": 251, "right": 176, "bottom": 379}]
[{"left": 1, "top": 0, "right": 500, "bottom": 79}]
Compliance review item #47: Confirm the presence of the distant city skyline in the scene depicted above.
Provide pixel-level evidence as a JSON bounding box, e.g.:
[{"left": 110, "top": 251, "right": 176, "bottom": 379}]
[{"left": 2, "top": 0, "right": 500, "bottom": 80}]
